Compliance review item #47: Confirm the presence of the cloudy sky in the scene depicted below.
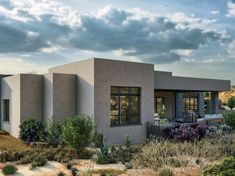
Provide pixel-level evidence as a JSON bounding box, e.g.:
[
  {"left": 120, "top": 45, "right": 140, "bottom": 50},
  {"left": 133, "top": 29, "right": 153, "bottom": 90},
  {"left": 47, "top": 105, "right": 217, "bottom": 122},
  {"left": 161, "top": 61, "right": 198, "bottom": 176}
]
[{"left": 0, "top": 0, "right": 235, "bottom": 84}]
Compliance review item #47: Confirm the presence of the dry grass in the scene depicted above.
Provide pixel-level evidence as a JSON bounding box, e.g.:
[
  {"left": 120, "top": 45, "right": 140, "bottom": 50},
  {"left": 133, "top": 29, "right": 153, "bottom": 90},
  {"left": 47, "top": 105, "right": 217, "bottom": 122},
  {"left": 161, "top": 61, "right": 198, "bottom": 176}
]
[
  {"left": 131, "top": 133, "right": 235, "bottom": 171},
  {"left": 0, "top": 134, "right": 30, "bottom": 152}
]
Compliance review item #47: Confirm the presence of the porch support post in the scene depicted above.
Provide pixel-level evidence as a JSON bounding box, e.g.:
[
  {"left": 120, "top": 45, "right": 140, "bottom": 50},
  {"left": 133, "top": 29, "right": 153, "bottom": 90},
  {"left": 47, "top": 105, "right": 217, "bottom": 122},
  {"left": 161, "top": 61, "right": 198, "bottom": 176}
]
[
  {"left": 175, "top": 92, "right": 184, "bottom": 119},
  {"left": 198, "top": 92, "right": 205, "bottom": 118},
  {"left": 211, "top": 91, "right": 219, "bottom": 114}
]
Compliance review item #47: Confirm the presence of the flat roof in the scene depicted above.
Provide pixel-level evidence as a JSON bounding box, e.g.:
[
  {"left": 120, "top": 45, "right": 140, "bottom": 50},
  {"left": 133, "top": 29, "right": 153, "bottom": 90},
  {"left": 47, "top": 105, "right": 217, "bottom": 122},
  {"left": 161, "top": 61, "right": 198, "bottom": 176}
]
[{"left": 154, "top": 71, "right": 231, "bottom": 92}]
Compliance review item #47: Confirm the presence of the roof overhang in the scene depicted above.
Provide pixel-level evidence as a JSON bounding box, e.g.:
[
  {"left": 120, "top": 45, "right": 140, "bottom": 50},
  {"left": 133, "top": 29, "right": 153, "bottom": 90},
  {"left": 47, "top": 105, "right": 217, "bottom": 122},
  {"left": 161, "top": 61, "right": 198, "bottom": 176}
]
[{"left": 154, "top": 71, "right": 231, "bottom": 92}]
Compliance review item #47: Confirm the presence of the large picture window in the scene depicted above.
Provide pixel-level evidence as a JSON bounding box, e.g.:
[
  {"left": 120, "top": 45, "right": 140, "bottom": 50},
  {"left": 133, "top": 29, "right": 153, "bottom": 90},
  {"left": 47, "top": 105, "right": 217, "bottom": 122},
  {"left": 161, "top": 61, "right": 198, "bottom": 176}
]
[
  {"left": 183, "top": 97, "right": 198, "bottom": 112},
  {"left": 110, "top": 87, "right": 141, "bottom": 126},
  {"left": 3, "top": 99, "right": 10, "bottom": 122}
]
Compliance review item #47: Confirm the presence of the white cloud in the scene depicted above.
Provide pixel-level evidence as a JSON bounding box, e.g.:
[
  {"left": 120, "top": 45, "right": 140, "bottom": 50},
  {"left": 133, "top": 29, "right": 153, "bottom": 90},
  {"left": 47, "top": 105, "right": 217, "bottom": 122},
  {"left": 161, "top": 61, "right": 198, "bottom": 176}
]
[
  {"left": 226, "top": 0, "right": 235, "bottom": 17},
  {"left": 0, "top": 1, "right": 228, "bottom": 64},
  {"left": 210, "top": 10, "right": 220, "bottom": 15},
  {"left": 0, "top": 58, "right": 48, "bottom": 74}
]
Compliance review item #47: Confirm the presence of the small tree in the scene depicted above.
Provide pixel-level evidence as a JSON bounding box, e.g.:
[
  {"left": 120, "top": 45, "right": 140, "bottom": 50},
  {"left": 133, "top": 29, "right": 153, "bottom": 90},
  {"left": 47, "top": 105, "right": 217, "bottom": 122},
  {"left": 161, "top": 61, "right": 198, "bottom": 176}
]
[
  {"left": 228, "top": 96, "right": 235, "bottom": 110},
  {"left": 63, "top": 115, "right": 94, "bottom": 152},
  {"left": 46, "top": 120, "right": 63, "bottom": 147}
]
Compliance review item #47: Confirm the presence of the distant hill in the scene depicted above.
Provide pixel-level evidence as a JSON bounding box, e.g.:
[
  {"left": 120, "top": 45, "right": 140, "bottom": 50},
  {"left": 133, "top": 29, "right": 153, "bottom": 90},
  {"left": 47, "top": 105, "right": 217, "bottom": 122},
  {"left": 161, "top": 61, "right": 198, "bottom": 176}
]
[{"left": 219, "top": 86, "right": 235, "bottom": 103}]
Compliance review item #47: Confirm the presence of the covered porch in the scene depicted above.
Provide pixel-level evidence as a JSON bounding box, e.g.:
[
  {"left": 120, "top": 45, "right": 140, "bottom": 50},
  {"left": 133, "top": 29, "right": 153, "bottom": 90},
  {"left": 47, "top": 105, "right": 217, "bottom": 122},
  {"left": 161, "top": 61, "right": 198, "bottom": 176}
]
[{"left": 153, "top": 71, "right": 231, "bottom": 124}]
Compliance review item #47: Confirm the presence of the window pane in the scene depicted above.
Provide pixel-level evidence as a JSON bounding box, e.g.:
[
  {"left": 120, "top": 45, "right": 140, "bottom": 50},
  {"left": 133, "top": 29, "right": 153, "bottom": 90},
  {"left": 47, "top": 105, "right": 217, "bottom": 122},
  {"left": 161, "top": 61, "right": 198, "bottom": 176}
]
[
  {"left": 111, "top": 116, "right": 119, "bottom": 126},
  {"left": 131, "top": 88, "right": 140, "bottom": 94},
  {"left": 120, "top": 114, "right": 129, "bottom": 124},
  {"left": 120, "top": 87, "right": 129, "bottom": 94},
  {"left": 3, "top": 99, "right": 9, "bottom": 122},
  {"left": 111, "top": 87, "right": 119, "bottom": 94},
  {"left": 110, "top": 96, "right": 119, "bottom": 116},
  {"left": 120, "top": 96, "right": 129, "bottom": 115},
  {"left": 130, "top": 114, "right": 139, "bottom": 124},
  {"left": 130, "top": 96, "right": 140, "bottom": 114}
]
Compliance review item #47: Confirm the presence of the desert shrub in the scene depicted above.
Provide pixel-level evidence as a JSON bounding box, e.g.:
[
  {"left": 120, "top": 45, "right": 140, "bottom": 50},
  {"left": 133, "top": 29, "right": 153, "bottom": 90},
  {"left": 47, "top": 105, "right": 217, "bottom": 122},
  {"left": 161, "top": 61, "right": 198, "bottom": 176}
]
[
  {"left": 2, "top": 164, "right": 17, "bottom": 175},
  {"left": 71, "top": 167, "right": 79, "bottom": 176},
  {"left": 203, "top": 157, "right": 235, "bottom": 176},
  {"left": 168, "top": 123, "right": 208, "bottom": 142},
  {"left": 206, "top": 124, "right": 232, "bottom": 138},
  {"left": 57, "top": 172, "right": 66, "bottom": 176},
  {"left": 123, "top": 134, "right": 132, "bottom": 148},
  {"left": 66, "top": 161, "right": 73, "bottom": 169},
  {"left": 46, "top": 120, "right": 63, "bottom": 146},
  {"left": 33, "top": 155, "right": 47, "bottom": 167},
  {"left": 0, "top": 151, "right": 24, "bottom": 162},
  {"left": 78, "top": 149, "right": 94, "bottom": 159},
  {"left": 228, "top": 96, "right": 235, "bottom": 110},
  {"left": 131, "top": 134, "right": 235, "bottom": 171},
  {"left": 19, "top": 119, "right": 46, "bottom": 143},
  {"left": 158, "top": 168, "right": 174, "bottom": 176},
  {"left": 96, "top": 155, "right": 110, "bottom": 164},
  {"left": 93, "top": 131, "right": 104, "bottom": 148},
  {"left": 224, "top": 112, "right": 235, "bottom": 129},
  {"left": 63, "top": 115, "right": 94, "bottom": 152}
]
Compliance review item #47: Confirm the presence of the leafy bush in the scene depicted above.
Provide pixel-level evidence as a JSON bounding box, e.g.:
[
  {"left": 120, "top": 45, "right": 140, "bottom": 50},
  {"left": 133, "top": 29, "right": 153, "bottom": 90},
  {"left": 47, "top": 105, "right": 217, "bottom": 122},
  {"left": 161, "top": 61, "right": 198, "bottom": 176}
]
[
  {"left": 228, "top": 96, "right": 235, "bottom": 110},
  {"left": 123, "top": 134, "right": 132, "bottom": 148},
  {"left": 96, "top": 155, "right": 110, "bottom": 164},
  {"left": 158, "top": 168, "right": 174, "bottom": 176},
  {"left": 46, "top": 120, "right": 63, "bottom": 146},
  {"left": 206, "top": 124, "right": 232, "bottom": 138},
  {"left": 168, "top": 123, "right": 208, "bottom": 142},
  {"left": 2, "top": 164, "right": 17, "bottom": 175},
  {"left": 78, "top": 149, "right": 94, "bottom": 159},
  {"left": 203, "top": 157, "right": 235, "bottom": 176},
  {"left": 63, "top": 115, "right": 94, "bottom": 152},
  {"left": 224, "top": 112, "right": 235, "bottom": 129},
  {"left": 93, "top": 131, "right": 104, "bottom": 148},
  {"left": 19, "top": 119, "right": 46, "bottom": 143}
]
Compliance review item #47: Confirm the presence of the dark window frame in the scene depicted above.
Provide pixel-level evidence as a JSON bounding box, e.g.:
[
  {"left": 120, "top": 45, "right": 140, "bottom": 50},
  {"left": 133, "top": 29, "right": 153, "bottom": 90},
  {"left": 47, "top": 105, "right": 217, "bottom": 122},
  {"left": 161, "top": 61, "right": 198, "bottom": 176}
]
[
  {"left": 3, "top": 99, "right": 10, "bottom": 122},
  {"left": 183, "top": 97, "right": 198, "bottom": 112},
  {"left": 110, "top": 86, "right": 141, "bottom": 126}
]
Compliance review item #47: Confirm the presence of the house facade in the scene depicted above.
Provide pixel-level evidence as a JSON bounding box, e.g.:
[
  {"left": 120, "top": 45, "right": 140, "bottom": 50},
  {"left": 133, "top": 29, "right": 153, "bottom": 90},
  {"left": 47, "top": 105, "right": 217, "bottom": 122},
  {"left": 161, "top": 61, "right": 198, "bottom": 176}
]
[{"left": 0, "top": 58, "right": 231, "bottom": 144}]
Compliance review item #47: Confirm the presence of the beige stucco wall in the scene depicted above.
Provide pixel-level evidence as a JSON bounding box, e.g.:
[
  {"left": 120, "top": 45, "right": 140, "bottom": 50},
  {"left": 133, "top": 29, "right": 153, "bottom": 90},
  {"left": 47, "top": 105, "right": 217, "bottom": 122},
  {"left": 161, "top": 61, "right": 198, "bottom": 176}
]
[
  {"left": 43, "top": 73, "right": 77, "bottom": 122},
  {"left": 1, "top": 74, "right": 43, "bottom": 138},
  {"left": 94, "top": 59, "right": 155, "bottom": 144},
  {"left": 155, "top": 91, "right": 175, "bottom": 120},
  {"left": 49, "top": 59, "right": 94, "bottom": 117},
  {"left": 20, "top": 74, "right": 43, "bottom": 123},
  {"left": 1, "top": 75, "right": 20, "bottom": 137}
]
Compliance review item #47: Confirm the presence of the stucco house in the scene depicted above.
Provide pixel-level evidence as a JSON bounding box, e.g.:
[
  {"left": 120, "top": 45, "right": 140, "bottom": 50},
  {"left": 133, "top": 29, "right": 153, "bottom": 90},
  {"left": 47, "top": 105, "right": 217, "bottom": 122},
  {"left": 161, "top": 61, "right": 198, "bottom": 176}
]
[{"left": 0, "top": 58, "right": 231, "bottom": 144}]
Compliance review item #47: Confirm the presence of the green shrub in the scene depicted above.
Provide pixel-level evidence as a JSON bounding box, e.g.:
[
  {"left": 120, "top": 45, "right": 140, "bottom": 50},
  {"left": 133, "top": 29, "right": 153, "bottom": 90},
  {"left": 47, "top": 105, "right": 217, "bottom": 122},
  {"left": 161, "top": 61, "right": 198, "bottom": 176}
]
[
  {"left": 224, "top": 112, "right": 235, "bottom": 129},
  {"left": 228, "top": 96, "right": 235, "bottom": 110},
  {"left": 63, "top": 115, "right": 94, "bottom": 152},
  {"left": 203, "top": 157, "right": 235, "bottom": 176},
  {"left": 33, "top": 156, "right": 47, "bottom": 167},
  {"left": 96, "top": 155, "right": 110, "bottom": 164},
  {"left": 158, "top": 168, "right": 174, "bottom": 176},
  {"left": 78, "top": 149, "right": 94, "bottom": 159},
  {"left": 46, "top": 120, "right": 63, "bottom": 146},
  {"left": 93, "top": 131, "right": 104, "bottom": 148},
  {"left": 2, "top": 164, "right": 17, "bottom": 175},
  {"left": 19, "top": 119, "right": 46, "bottom": 143},
  {"left": 123, "top": 134, "right": 132, "bottom": 148}
]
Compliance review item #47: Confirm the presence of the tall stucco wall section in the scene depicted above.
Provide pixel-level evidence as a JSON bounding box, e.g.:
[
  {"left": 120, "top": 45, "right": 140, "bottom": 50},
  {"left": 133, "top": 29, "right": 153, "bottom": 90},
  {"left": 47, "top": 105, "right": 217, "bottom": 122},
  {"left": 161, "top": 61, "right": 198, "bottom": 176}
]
[
  {"left": 49, "top": 59, "right": 94, "bottom": 117},
  {"left": 1, "top": 75, "right": 21, "bottom": 137},
  {"left": 53, "top": 73, "right": 77, "bottom": 121},
  {"left": 43, "top": 74, "right": 53, "bottom": 121},
  {"left": 20, "top": 74, "right": 43, "bottom": 123},
  {"left": 94, "top": 59, "right": 155, "bottom": 144}
]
